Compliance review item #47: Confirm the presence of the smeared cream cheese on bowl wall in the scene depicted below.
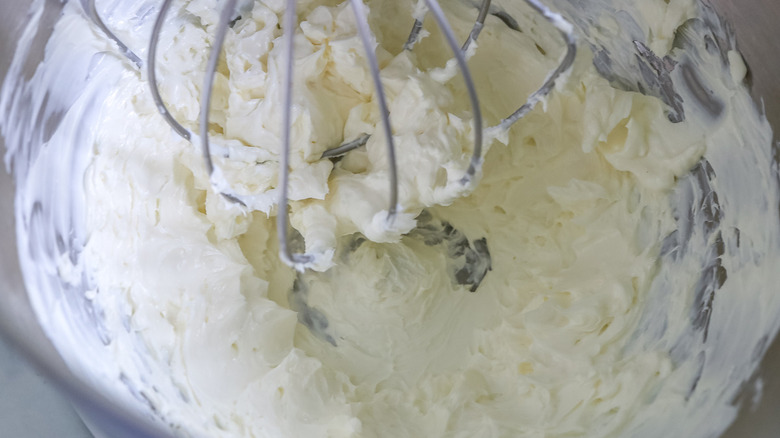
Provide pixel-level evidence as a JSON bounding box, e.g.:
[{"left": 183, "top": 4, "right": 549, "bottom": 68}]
[{"left": 1, "top": 0, "right": 779, "bottom": 437}]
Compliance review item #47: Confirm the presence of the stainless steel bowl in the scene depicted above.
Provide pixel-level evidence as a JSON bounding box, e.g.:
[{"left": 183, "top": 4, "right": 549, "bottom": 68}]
[{"left": 1, "top": 0, "right": 778, "bottom": 436}]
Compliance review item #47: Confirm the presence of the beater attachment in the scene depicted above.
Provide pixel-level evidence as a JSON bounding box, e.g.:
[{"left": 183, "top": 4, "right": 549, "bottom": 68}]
[{"left": 85, "top": 0, "right": 576, "bottom": 269}]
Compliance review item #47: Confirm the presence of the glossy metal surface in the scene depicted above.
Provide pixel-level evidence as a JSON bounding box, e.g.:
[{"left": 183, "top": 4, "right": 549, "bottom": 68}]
[
  {"left": 0, "top": 0, "right": 777, "bottom": 437},
  {"left": 709, "top": 1, "right": 780, "bottom": 436},
  {"left": 0, "top": 6, "right": 171, "bottom": 438}
]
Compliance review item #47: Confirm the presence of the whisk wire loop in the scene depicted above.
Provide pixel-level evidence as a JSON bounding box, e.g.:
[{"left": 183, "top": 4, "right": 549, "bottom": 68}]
[
  {"left": 496, "top": 0, "right": 577, "bottom": 130},
  {"left": 277, "top": 0, "right": 316, "bottom": 267},
  {"left": 84, "top": 0, "right": 143, "bottom": 68},
  {"left": 148, "top": 0, "right": 192, "bottom": 141},
  {"left": 424, "top": 0, "right": 484, "bottom": 184},
  {"left": 348, "top": 0, "right": 400, "bottom": 220},
  {"left": 199, "top": 0, "right": 240, "bottom": 178}
]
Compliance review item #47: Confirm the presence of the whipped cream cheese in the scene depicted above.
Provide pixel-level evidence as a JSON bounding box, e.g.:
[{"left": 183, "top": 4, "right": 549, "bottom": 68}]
[{"left": 3, "top": 0, "right": 780, "bottom": 437}]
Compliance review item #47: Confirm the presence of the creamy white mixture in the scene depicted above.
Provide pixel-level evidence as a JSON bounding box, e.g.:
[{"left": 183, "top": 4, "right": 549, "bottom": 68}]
[{"left": 3, "top": 0, "right": 780, "bottom": 438}]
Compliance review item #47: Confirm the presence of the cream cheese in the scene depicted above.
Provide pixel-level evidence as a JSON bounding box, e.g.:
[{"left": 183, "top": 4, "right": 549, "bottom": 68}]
[{"left": 3, "top": 0, "right": 780, "bottom": 438}]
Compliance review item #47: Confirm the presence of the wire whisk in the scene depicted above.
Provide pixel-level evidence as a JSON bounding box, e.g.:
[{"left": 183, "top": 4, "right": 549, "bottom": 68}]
[{"left": 84, "top": 0, "right": 576, "bottom": 270}]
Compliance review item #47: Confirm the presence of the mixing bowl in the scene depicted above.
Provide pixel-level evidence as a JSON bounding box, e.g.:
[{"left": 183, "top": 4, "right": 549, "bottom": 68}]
[{"left": 1, "top": 0, "right": 778, "bottom": 437}]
